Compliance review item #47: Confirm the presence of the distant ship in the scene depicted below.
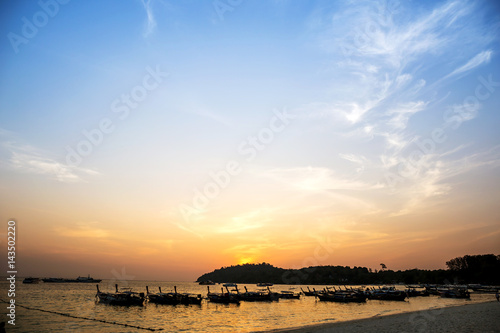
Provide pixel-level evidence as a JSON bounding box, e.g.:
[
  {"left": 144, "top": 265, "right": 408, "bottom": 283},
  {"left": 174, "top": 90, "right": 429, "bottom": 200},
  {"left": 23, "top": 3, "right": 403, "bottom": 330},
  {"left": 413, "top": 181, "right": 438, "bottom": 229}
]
[
  {"left": 42, "top": 275, "right": 102, "bottom": 283},
  {"left": 23, "top": 277, "right": 40, "bottom": 284},
  {"left": 42, "top": 277, "right": 65, "bottom": 283},
  {"left": 65, "top": 275, "right": 103, "bottom": 283}
]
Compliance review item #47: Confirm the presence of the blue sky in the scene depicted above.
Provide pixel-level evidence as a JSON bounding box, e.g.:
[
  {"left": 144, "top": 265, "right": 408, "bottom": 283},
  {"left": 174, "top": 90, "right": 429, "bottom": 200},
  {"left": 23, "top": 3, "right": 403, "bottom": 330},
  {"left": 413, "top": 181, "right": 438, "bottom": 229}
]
[{"left": 0, "top": 0, "right": 499, "bottom": 279}]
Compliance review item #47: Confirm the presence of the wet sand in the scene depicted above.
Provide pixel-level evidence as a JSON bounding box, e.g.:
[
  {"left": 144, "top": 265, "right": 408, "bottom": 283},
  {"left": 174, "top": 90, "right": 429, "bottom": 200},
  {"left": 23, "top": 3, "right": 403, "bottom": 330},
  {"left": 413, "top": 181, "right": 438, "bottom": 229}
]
[{"left": 260, "top": 301, "right": 500, "bottom": 333}]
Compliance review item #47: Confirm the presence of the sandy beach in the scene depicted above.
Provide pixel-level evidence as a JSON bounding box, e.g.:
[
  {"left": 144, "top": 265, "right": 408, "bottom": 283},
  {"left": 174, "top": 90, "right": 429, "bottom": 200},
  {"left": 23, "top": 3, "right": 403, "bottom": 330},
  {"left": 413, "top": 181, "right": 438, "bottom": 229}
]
[{"left": 261, "top": 301, "right": 500, "bottom": 333}]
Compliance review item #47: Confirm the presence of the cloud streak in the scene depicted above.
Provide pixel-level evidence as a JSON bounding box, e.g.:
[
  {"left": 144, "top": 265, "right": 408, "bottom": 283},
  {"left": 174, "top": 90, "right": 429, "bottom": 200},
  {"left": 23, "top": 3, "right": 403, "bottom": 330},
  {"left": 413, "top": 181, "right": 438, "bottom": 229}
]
[
  {"left": 292, "top": 0, "right": 498, "bottom": 220},
  {"left": 1, "top": 134, "right": 99, "bottom": 183},
  {"left": 141, "top": 0, "right": 157, "bottom": 37},
  {"left": 444, "top": 50, "right": 493, "bottom": 79}
]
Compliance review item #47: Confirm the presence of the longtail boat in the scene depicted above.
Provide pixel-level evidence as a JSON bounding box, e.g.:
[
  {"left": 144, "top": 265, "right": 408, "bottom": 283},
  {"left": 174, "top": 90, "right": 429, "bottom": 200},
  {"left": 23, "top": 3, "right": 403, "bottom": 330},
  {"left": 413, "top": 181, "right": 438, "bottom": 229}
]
[
  {"left": 96, "top": 284, "right": 145, "bottom": 306},
  {"left": 405, "top": 287, "right": 430, "bottom": 297},
  {"left": 147, "top": 286, "right": 203, "bottom": 305},
  {"left": 234, "top": 286, "right": 277, "bottom": 302},
  {"left": 207, "top": 286, "right": 240, "bottom": 304},
  {"left": 367, "top": 286, "right": 407, "bottom": 301},
  {"left": 146, "top": 286, "right": 181, "bottom": 305},
  {"left": 301, "top": 287, "right": 317, "bottom": 296},
  {"left": 278, "top": 290, "right": 301, "bottom": 299},
  {"left": 317, "top": 286, "right": 366, "bottom": 303},
  {"left": 440, "top": 287, "right": 470, "bottom": 299}
]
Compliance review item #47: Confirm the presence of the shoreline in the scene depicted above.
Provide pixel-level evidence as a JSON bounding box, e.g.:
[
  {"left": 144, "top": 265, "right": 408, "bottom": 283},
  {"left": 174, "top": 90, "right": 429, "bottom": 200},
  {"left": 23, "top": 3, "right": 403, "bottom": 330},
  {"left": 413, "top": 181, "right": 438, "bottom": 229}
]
[{"left": 258, "top": 300, "right": 500, "bottom": 333}]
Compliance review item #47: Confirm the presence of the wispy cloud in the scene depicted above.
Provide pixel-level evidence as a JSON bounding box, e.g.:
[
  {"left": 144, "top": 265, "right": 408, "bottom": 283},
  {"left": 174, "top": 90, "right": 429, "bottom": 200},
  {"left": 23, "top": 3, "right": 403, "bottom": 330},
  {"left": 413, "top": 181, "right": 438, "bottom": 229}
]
[
  {"left": 295, "top": 0, "right": 497, "bottom": 219},
  {"left": 385, "top": 101, "right": 427, "bottom": 131},
  {"left": 141, "top": 0, "right": 157, "bottom": 37},
  {"left": 443, "top": 102, "right": 480, "bottom": 129},
  {"left": 55, "top": 222, "right": 109, "bottom": 238},
  {"left": 260, "top": 166, "right": 383, "bottom": 192},
  {"left": 1, "top": 133, "right": 99, "bottom": 183},
  {"left": 252, "top": 166, "right": 385, "bottom": 222},
  {"left": 385, "top": 144, "right": 500, "bottom": 216},
  {"left": 9, "top": 151, "right": 98, "bottom": 183},
  {"left": 444, "top": 50, "right": 493, "bottom": 79},
  {"left": 302, "top": 0, "right": 488, "bottom": 126},
  {"left": 339, "top": 153, "right": 368, "bottom": 173},
  {"left": 215, "top": 210, "right": 268, "bottom": 234}
]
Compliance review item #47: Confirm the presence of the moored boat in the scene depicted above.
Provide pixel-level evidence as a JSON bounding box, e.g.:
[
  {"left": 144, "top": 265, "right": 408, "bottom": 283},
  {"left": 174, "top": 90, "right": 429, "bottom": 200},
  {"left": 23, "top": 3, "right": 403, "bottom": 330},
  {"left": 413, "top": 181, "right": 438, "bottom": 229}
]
[
  {"left": 96, "top": 284, "right": 145, "bottom": 306},
  {"left": 177, "top": 287, "right": 203, "bottom": 305},
  {"left": 468, "top": 284, "right": 500, "bottom": 293},
  {"left": 278, "top": 290, "right": 301, "bottom": 299},
  {"left": 146, "top": 285, "right": 202, "bottom": 305},
  {"left": 367, "top": 286, "right": 407, "bottom": 301},
  {"left": 440, "top": 287, "right": 470, "bottom": 299},
  {"left": 407, "top": 284, "right": 423, "bottom": 288},
  {"left": 301, "top": 287, "right": 318, "bottom": 296},
  {"left": 234, "top": 286, "right": 278, "bottom": 302},
  {"left": 424, "top": 284, "right": 441, "bottom": 295},
  {"left": 317, "top": 287, "right": 367, "bottom": 303},
  {"left": 207, "top": 286, "right": 240, "bottom": 304},
  {"left": 405, "top": 287, "right": 430, "bottom": 297},
  {"left": 317, "top": 292, "right": 367, "bottom": 303},
  {"left": 146, "top": 286, "right": 181, "bottom": 305}
]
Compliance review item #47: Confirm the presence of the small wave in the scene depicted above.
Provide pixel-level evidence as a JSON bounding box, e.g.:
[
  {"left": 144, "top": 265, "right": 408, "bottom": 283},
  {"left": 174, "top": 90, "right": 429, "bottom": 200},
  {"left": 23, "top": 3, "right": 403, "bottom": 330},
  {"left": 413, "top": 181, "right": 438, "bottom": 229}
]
[
  {"left": 373, "top": 310, "right": 394, "bottom": 317},
  {"left": 318, "top": 318, "right": 336, "bottom": 323}
]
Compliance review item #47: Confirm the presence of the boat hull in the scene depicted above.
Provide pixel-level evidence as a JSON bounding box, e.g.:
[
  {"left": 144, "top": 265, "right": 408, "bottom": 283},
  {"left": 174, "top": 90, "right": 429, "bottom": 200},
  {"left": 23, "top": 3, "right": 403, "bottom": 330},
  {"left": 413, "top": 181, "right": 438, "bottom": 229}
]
[
  {"left": 279, "top": 293, "right": 301, "bottom": 300},
  {"left": 440, "top": 290, "right": 470, "bottom": 299},
  {"left": 96, "top": 293, "right": 145, "bottom": 306},
  {"left": 317, "top": 294, "right": 367, "bottom": 303},
  {"left": 179, "top": 294, "right": 203, "bottom": 305},
  {"left": 368, "top": 293, "right": 407, "bottom": 301},
  {"left": 148, "top": 294, "right": 181, "bottom": 305},
  {"left": 207, "top": 294, "right": 240, "bottom": 304}
]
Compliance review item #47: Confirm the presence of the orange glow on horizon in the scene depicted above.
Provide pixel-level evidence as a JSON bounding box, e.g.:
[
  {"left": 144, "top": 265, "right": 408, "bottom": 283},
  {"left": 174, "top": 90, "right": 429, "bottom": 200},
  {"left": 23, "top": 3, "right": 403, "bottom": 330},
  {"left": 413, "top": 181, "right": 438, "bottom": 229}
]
[{"left": 237, "top": 257, "right": 255, "bottom": 266}]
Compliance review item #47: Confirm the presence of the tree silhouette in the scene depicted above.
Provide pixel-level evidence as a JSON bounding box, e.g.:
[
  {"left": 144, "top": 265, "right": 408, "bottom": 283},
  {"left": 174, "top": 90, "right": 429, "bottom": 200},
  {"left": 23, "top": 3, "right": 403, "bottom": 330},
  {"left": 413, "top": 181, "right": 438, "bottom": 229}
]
[{"left": 196, "top": 256, "right": 499, "bottom": 285}]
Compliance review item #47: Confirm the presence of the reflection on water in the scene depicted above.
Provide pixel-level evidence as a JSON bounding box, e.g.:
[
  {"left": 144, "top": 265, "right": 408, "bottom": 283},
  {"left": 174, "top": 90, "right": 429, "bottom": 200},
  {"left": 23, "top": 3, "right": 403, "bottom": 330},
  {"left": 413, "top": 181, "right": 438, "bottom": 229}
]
[{"left": 0, "top": 280, "right": 494, "bottom": 332}]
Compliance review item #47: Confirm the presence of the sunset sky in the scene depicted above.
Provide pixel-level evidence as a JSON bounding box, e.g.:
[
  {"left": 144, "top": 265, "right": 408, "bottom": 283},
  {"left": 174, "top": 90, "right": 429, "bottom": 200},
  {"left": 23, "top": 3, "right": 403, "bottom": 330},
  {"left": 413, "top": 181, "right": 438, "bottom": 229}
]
[{"left": 1, "top": 0, "right": 499, "bottom": 281}]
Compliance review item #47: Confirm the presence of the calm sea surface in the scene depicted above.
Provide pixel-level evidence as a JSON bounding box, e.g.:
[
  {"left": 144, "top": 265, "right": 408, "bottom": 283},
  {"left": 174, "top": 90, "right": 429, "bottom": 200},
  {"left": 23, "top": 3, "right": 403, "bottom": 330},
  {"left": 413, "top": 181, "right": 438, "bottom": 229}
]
[{"left": 0, "top": 280, "right": 494, "bottom": 332}]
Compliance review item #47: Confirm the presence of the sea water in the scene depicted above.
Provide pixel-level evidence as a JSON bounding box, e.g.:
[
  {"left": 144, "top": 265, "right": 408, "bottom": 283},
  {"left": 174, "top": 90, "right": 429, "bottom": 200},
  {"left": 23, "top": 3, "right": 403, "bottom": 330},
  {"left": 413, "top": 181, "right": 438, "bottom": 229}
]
[{"left": 0, "top": 280, "right": 494, "bottom": 332}]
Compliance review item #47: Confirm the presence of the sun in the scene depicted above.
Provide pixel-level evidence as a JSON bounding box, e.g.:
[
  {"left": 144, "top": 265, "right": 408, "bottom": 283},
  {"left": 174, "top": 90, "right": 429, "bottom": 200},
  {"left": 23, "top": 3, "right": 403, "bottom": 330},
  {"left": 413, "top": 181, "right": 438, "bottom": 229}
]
[{"left": 238, "top": 257, "right": 254, "bottom": 265}]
